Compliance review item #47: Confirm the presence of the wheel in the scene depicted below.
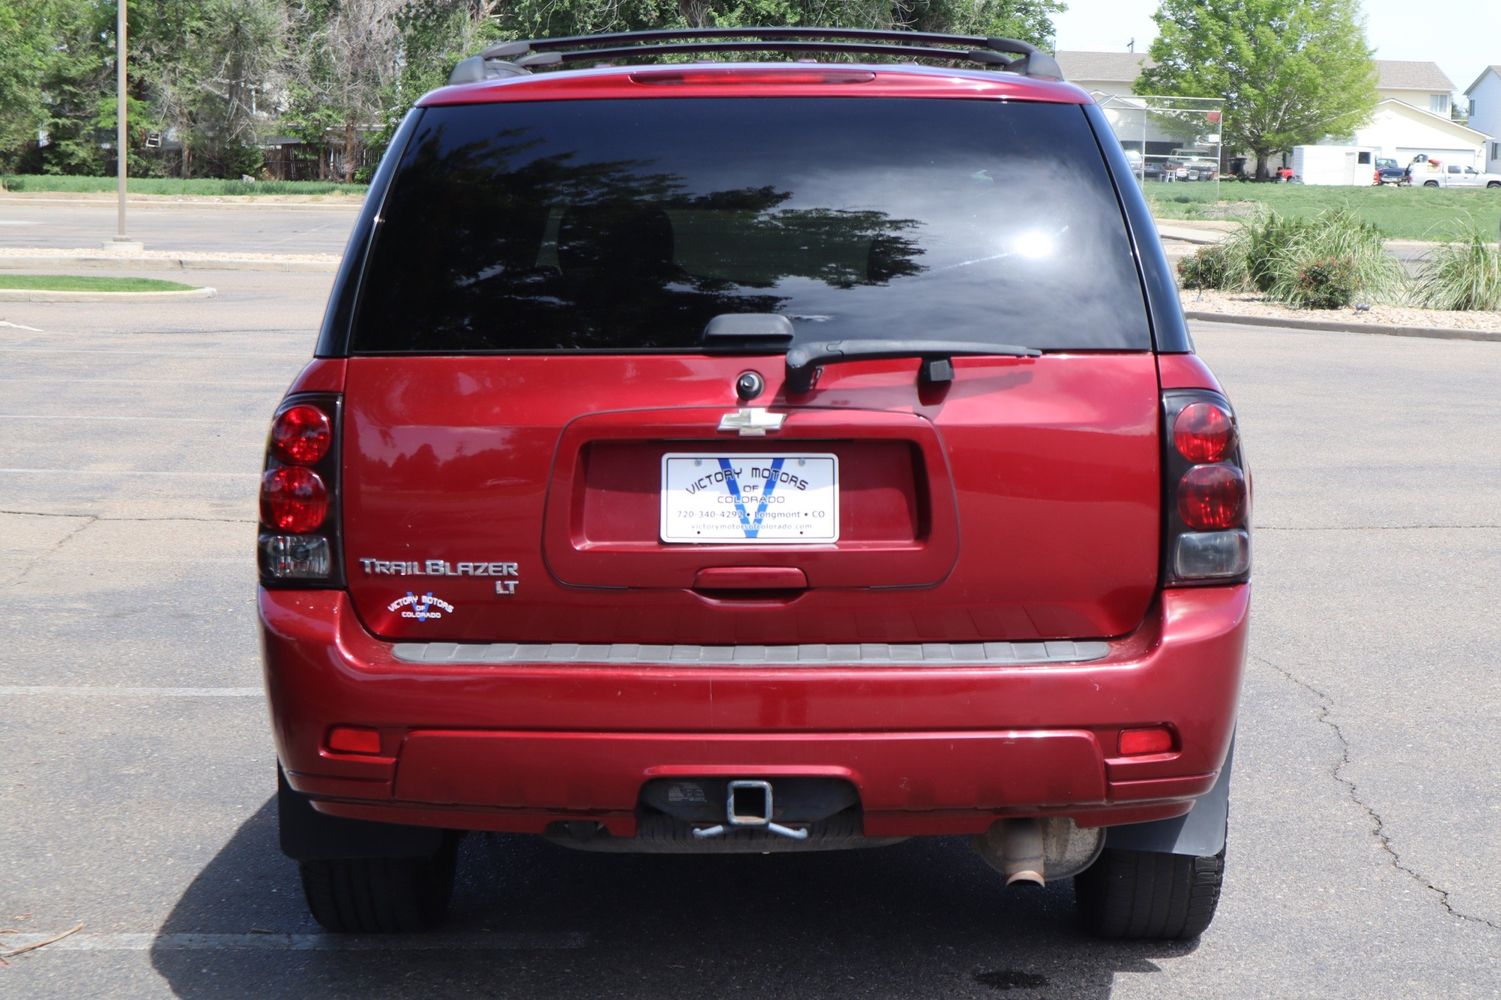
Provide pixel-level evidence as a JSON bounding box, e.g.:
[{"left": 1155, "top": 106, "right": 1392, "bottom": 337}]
[
  {"left": 299, "top": 838, "right": 458, "bottom": 932},
  {"left": 1487, "top": 181, "right": 1500, "bottom": 188},
  {"left": 1423, "top": 180, "right": 1439, "bottom": 188},
  {"left": 1074, "top": 846, "right": 1225, "bottom": 940}
]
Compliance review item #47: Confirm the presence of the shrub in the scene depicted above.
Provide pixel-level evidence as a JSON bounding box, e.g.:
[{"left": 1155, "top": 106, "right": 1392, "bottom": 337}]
[
  {"left": 1226, "top": 207, "right": 1408, "bottom": 308},
  {"left": 1286, "top": 258, "right": 1357, "bottom": 309},
  {"left": 1177, "top": 245, "right": 1234, "bottom": 290},
  {"left": 1413, "top": 232, "right": 1501, "bottom": 311}
]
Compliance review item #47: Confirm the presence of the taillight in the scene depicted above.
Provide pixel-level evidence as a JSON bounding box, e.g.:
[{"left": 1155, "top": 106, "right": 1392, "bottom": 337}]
[
  {"left": 1173, "top": 401, "right": 1236, "bottom": 463},
  {"left": 1162, "top": 391, "right": 1250, "bottom": 585},
  {"left": 260, "top": 466, "right": 328, "bottom": 532},
  {"left": 269, "top": 404, "right": 331, "bottom": 465},
  {"left": 258, "top": 394, "right": 342, "bottom": 587},
  {"left": 1177, "top": 464, "right": 1246, "bottom": 530}
]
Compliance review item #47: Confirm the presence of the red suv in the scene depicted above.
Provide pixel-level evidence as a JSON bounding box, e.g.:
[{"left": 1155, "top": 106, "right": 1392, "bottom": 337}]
[{"left": 259, "top": 28, "right": 1250, "bottom": 940}]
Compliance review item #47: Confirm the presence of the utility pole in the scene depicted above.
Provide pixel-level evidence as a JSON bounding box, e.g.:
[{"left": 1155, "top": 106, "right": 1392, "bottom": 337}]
[{"left": 110, "top": 0, "right": 142, "bottom": 250}]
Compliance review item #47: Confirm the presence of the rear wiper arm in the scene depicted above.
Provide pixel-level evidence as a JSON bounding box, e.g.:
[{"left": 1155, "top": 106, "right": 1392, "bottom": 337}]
[{"left": 784, "top": 339, "right": 1040, "bottom": 393}]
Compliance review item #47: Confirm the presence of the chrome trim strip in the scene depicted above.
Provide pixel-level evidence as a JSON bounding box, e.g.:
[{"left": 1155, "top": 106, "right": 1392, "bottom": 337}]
[{"left": 391, "top": 639, "right": 1110, "bottom": 667}]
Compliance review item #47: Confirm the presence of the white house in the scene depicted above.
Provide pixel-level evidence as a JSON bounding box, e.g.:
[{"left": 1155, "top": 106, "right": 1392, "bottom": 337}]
[
  {"left": 1054, "top": 51, "right": 1182, "bottom": 155},
  {"left": 1053, "top": 52, "right": 1484, "bottom": 175},
  {"left": 1463, "top": 66, "right": 1501, "bottom": 173},
  {"left": 1337, "top": 100, "right": 1487, "bottom": 170}
]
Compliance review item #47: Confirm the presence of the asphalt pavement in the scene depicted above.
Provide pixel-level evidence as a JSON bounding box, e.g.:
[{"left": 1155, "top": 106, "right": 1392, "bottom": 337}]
[
  {"left": 0, "top": 197, "right": 358, "bottom": 256},
  {"left": 1, "top": 268, "right": 1499, "bottom": 997}
]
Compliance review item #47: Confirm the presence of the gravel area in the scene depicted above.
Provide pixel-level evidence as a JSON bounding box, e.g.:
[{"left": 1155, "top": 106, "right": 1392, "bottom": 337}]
[{"left": 1178, "top": 287, "right": 1501, "bottom": 332}]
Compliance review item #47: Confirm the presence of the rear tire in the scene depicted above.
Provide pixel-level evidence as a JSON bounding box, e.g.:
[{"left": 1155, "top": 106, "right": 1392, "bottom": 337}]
[
  {"left": 1074, "top": 846, "right": 1225, "bottom": 940},
  {"left": 299, "top": 838, "right": 458, "bottom": 933},
  {"left": 1424, "top": 180, "right": 1439, "bottom": 188},
  {"left": 1488, "top": 181, "right": 1500, "bottom": 188}
]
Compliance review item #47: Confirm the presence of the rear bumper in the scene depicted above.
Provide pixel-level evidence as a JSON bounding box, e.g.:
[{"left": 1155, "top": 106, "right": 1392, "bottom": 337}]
[{"left": 261, "top": 586, "right": 1248, "bottom": 837}]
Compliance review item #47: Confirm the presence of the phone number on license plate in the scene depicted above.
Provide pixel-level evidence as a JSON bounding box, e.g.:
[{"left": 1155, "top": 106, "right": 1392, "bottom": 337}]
[{"left": 660, "top": 453, "right": 839, "bottom": 544}]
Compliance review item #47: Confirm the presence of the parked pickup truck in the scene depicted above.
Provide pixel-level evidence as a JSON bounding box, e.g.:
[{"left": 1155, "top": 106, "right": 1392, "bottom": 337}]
[
  {"left": 1404, "top": 156, "right": 1501, "bottom": 188},
  {"left": 1169, "top": 148, "right": 1218, "bottom": 181}
]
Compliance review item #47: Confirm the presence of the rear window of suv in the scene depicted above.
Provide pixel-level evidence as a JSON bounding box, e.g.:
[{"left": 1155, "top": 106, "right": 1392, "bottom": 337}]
[{"left": 352, "top": 97, "right": 1150, "bottom": 354}]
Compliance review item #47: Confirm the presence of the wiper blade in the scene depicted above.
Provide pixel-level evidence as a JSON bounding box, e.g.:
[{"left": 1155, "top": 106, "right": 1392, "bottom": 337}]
[{"left": 784, "top": 338, "right": 1040, "bottom": 393}]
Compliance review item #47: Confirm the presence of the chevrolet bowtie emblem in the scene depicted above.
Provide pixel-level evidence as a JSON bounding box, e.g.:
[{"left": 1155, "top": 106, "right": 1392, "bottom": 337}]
[{"left": 717, "top": 407, "right": 786, "bottom": 436}]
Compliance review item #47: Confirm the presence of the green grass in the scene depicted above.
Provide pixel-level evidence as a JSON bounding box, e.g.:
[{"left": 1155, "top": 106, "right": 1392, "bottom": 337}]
[
  {"left": 0, "top": 274, "right": 198, "bottom": 292},
  {"left": 1145, "top": 183, "right": 1501, "bottom": 241},
  {"left": 0, "top": 175, "right": 366, "bottom": 197}
]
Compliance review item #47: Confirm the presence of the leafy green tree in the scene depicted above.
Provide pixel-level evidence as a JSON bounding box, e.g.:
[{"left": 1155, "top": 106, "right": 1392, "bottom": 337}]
[
  {"left": 0, "top": 0, "right": 57, "bottom": 171},
  {"left": 1137, "top": 0, "right": 1377, "bottom": 180},
  {"left": 136, "top": 0, "right": 289, "bottom": 176}
]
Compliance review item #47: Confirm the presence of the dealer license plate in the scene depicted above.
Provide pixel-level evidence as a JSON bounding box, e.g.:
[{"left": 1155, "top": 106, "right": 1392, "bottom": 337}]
[{"left": 660, "top": 453, "right": 839, "bottom": 544}]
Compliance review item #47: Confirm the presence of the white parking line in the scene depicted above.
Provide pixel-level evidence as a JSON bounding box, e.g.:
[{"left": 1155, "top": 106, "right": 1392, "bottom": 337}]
[
  {"left": 0, "top": 931, "right": 589, "bottom": 952},
  {"left": 0, "top": 687, "right": 263, "bottom": 697},
  {"left": 0, "top": 468, "right": 248, "bottom": 477},
  {"left": 0, "top": 378, "right": 273, "bottom": 385},
  {"left": 0, "top": 414, "right": 250, "bottom": 423},
  {"left": 0, "top": 319, "right": 43, "bottom": 330}
]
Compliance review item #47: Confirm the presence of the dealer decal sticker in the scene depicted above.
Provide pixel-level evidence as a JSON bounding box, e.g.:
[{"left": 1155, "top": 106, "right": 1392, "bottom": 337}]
[{"left": 387, "top": 592, "right": 455, "bottom": 622}]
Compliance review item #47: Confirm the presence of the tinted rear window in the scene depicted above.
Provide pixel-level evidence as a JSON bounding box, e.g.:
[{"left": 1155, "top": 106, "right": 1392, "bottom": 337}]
[{"left": 353, "top": 98, "right": 1150, "bottom": 353}]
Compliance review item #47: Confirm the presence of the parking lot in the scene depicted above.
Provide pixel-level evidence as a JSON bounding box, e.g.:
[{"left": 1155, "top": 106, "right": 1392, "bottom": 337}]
[{"left": 2, "top": 268, "right": 1499, "bottom": 998}]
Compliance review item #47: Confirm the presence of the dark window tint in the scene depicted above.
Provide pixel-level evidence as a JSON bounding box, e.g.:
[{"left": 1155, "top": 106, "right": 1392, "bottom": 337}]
[{"left": 353, "top": 98, "right": 1150, "bottom": 353}]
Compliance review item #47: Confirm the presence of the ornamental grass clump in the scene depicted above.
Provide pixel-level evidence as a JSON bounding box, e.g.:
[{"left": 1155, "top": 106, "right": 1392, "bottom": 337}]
[
  {"left": 1413, "top": 231, "right": 1501, "bottom": 311},
  {"left": 1224, "top": 208, "right": 1408, "bottom": 309}
]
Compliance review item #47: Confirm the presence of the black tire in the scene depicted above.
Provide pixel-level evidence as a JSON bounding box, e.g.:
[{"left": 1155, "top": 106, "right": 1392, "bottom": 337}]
[
  {"left": 1424, "top": 180, "right": 1439, "bottom": 188},
  {"left": 1487, "top": 181, "right": 1500, "bottom": 189},
  {"left": 299, "top": 838, "right": 458, "bottom": 933},
  {"left": 1074, "top": 846, "right": 1225, "bottom": 940}
]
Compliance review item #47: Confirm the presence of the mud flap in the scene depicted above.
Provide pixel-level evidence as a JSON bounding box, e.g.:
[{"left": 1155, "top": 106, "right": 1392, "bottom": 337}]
[
  {"left": 1104, "top": 736, "right": 1233, "bottom": 857},
  {"left": 277, "top": 765, "right": 446, "bottom": 861}
]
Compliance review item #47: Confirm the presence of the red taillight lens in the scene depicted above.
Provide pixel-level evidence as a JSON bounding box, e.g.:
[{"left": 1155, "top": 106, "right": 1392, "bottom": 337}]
[
  {"left": 1178, "top": 464, "right": 1247, "bottom": 530},
  {"left": 270, "top": 404, "right": 332, "bottom": 466},
  {"left": 260, "top": 466, "right": 328, "bottom": 532},
  {"left": 1173, "top": 402, "right": 1235, "bottom": 463}
]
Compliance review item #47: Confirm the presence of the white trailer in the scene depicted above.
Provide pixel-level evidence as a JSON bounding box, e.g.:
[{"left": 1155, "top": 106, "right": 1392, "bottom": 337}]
[{"left": 1290, "top": 144, "right": 1381, "bottom": 186}]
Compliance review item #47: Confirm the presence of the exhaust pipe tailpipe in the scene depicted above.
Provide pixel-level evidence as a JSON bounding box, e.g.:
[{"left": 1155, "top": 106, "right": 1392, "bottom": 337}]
[
  {"left": 973, "top": 817, "right": 1106, "bottom": 889},
  {"left": 979, "top": 818, "right": 1046, "bottom": 888}
]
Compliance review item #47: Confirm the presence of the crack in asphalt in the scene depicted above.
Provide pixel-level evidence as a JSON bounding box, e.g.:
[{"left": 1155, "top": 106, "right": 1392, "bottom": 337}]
[
  {"left": 5, "top": 514, "right": 98, "bottom": 589},
  {"left": 1255, "top": 654, "right": 1501, "bottom": 933}
]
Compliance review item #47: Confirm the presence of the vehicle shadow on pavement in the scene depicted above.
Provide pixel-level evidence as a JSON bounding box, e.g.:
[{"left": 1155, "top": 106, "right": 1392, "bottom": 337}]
[{"left": 150, "top": 798, "right": 1198, "bottom": 998}]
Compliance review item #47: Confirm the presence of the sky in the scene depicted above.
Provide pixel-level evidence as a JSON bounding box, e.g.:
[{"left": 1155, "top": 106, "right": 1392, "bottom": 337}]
[{"left": 1051, "top": 0, "right": 1501, "bottom": 106}]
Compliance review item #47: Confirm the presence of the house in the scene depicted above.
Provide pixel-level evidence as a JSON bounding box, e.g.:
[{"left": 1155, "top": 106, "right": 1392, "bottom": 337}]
[
  {"left": 1464, "top": 66, "right": 1501, "bottom": 173},
  {"left": 1334, "top": 100, "right": 1486, "bottom": 171},
  {"left": 1373, "top": 60, "right": 1456, "bottom": 117},
  {"left": 1054, "top": 51, "right": 1217, "bottom": 164},
  {"left": 1318, "top": 61, "right": 1484, "bottom": 171},
  {"left": 1054, "top": 51, "right": 1483, "bottom": 176}
]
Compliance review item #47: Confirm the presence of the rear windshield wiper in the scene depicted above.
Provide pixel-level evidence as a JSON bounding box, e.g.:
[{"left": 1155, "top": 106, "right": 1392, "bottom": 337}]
[{"left": 785, "top": 339, "right": 1040, "bottom": 393}]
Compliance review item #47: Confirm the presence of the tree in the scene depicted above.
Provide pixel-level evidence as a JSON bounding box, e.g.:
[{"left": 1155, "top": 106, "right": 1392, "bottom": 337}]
[
  {"left": 137, "top": 0, "right": 289, "bottom": 176},
  {"left": 0, "top": 0, "right": 57, "bottom": 171},
  {"left": 1136, "top": 0, "right": 1377, "bottom": 180}
]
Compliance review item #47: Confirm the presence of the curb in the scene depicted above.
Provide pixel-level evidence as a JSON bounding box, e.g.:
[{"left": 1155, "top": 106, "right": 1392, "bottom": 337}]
[
  {"left": 0, "top": 253, "right": 337, "bottom": 273},
  {"left": 1185, "top": 310, "right": 1501, "bottom": 343},
  {"left": 0, "top": 285, "right": 217, "bottom": 302}
]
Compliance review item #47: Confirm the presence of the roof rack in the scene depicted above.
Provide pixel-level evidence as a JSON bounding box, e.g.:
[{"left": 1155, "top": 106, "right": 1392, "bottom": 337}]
[{"left": 448, "top": 27, "right": 1064, "bottom": 86}]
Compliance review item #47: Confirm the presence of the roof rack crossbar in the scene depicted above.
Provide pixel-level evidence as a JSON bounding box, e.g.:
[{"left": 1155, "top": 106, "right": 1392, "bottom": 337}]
[
  {"left": 458, "top": 27, "right": 1063, "bottom": 84},
  {"left": 539, "top": 41, "right": 1016, "bottom": 68}
]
